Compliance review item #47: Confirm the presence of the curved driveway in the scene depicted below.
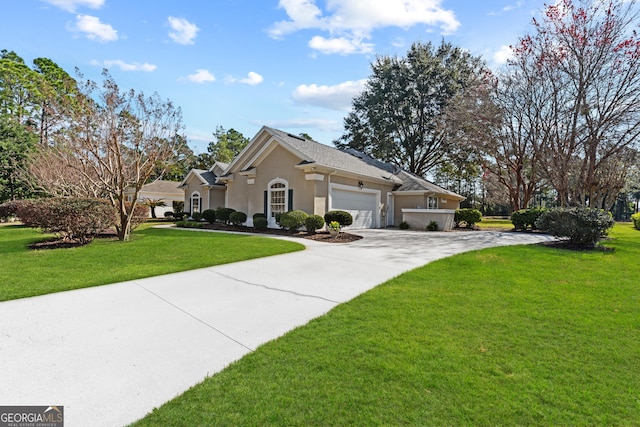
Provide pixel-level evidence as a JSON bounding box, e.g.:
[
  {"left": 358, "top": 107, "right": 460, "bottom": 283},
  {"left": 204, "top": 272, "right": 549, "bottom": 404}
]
[{"left": 0, "top": 228, "right": 555, "bottom": 427}]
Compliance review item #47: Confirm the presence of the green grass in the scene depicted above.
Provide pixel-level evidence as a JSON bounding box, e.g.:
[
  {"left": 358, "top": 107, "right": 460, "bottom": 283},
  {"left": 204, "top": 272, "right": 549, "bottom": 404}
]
[
  {"left": 0, "top": 223, "right": 303, "bottom": 301},
  {"left": 479, "top": 216, "right": 514, "bottom": 230},
  {"left": 132, "top": 224, "right": 640, "bottom": 427}
]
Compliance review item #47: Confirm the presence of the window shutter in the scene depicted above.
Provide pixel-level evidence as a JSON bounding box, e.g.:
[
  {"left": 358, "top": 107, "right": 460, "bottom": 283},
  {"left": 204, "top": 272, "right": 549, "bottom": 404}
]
[
  {"left": 264, "top": 190, "right": 268, "bottom": 215},
  {"left": 288, "top": 189, "right": 293, "bottom": 211}
]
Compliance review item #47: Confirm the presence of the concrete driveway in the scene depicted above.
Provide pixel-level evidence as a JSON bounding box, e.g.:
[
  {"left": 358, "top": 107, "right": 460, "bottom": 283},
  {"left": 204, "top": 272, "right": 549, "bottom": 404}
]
[{"left": 0, "top": 228, "right": 555, "bottom": 427}]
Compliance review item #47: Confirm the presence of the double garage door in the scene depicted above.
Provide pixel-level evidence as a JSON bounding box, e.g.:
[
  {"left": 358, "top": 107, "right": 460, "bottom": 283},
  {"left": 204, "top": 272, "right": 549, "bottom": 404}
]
[{"left": 331, "top": 187, "right": 378, "bottom": 229}]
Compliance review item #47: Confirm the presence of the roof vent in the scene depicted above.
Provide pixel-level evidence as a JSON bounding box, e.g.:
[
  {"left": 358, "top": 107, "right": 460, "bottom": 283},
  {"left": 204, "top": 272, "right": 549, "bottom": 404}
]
[{"left": 287, "top": 133, "right": 307, "bottom": 141}]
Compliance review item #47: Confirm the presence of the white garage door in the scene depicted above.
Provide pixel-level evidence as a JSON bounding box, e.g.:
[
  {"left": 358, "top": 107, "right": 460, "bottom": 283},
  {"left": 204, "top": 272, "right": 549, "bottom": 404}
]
[{"left": 331, "top": 188, "right": 377, "bottom": 229}]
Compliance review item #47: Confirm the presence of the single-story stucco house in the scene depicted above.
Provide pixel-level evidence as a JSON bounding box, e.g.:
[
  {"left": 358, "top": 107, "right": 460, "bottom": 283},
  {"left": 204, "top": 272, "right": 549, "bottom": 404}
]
[
  {"left": 179, "top": 126, "right": 465, "bottom": 230},
  {"left": 125, "top": 179, "right": 184, "bottom": 218}
]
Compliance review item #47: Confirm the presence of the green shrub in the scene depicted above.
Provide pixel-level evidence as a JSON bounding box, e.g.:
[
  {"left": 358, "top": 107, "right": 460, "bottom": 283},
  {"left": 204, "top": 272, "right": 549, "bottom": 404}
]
[
  {"left": 202, "top": 209, "right": 216, "bottom": 224},
  {"left": 535, "top": 207, "right": 614, "bottom": 249},
  {"left": 215, "top": 207, "right": 236, "bottom": 224},
  {"left": 305, "top": 215, "right": 325, "bottom": 234},
  {"left": 280, "top": 210, "right": 309, "bottom": 231},
  {"left": 253, "top": 217, "right": 268, "bottom": 230},
  {"left": 191, "top": 211, "right": 203, "bottom": 222},
  {"left": 324, "top": 210, "right": 353, "bottom": 227},
  {"left": 399, "top": 221, "right": 410, "bottom": 230},
  {"left": 163, "top": 211, "right": 174, "bottom": 219},
  {"left": 632, "top": 212, "right": 640, "bottom": 230},
  {"left": 274, "top": 212, "right": 283, "bottom": 228},
  {"left": 229, "top": 211, "right": 247, "bottom": 226},
  {"left": 253, "top": 212, "right": 266, "bottom": 220},
  {"left": 426, "top": 220, "right": 438, "bottom": 231},
  {"left": 511, "top": 207, "right": 546, "bottom": 231},
  {"left": 454, "top": 208, "right": 482, "bottom": 228}
]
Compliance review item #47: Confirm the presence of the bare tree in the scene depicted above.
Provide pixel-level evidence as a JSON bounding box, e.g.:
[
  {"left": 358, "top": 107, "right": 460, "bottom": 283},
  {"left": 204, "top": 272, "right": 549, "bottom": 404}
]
[
  {"left": 511, "top": 0, "right": 640, "bottom": 208},
  {"left": 31, "top": 70, "right": 184, "bottom": 241}
]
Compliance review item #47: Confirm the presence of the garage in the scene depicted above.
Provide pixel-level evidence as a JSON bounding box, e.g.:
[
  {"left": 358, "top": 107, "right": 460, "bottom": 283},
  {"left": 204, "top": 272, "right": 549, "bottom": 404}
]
[{"left": 330, "top": 186, "right": 379, "bottom": 229}]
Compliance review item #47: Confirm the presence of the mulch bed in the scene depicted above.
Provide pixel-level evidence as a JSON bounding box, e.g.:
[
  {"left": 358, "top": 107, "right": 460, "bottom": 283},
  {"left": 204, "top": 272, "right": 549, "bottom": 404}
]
[{"left": 196, "top": 223, "right": 363, "bottom": 243}]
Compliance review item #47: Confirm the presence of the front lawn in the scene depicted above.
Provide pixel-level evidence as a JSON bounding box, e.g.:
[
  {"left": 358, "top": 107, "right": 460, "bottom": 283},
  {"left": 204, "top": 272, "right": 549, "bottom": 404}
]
[
  {"left": 0, "top": 224, "right": 304, "bottom": 301},
  {"left": 132, "top": 223, "right": 640, "bottom": 426}
]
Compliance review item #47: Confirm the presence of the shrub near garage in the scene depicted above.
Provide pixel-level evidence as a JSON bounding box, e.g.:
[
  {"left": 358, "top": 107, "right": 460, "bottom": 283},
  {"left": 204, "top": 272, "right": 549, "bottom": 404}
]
[
  {"left": 324, "top": 210, "right": 353, "bottom": 227},
  {"left": 536, "top": 207, "right": 614, "bottom": 249},
  {"left": 253, "top": 217, "right": 268, "bottom": 230},
  {"left": 202, "top": 209, "right": 216, "bottom": 224}
]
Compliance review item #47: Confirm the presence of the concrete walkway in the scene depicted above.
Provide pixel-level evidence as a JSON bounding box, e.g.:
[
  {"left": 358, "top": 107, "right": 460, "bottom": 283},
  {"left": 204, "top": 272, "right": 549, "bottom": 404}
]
[{"left": 0, "top": 229, "right": 555, "bottom": 427}]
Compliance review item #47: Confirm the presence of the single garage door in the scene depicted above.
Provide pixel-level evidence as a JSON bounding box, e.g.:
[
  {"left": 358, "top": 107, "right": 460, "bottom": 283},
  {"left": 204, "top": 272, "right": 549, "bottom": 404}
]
[{"left": 331, "top": 188, "right": 377, "bottom": 228}]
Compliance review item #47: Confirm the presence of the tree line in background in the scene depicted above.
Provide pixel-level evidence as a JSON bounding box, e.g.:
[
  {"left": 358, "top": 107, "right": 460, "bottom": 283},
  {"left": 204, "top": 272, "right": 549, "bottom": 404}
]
[{"left": 336, "top": 0, "right": 640, "bottom": 218}]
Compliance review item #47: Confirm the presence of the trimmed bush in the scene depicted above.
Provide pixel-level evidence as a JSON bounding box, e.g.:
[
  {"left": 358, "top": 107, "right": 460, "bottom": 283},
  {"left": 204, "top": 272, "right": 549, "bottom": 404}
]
[
  {"left": 215, "top": 207, "right": 236, "bottom": 224},
  {"left": 535, "top": 207, "right": 614, "bottom": 249},
  {"left": 229, "top": 211, "right": 247, "bottom": 226},
  {"left": 399, "top": 221, "right": 410, "bottom": 230},
  {"left": 305, "top": 214, "right": 325, "bottom": 234},
  {"left": 324, "top": 210, "right": 353, "bottom": 227},
  {"left": 454, "top": 208, "right": 482, "bottom": 228},
  {"left": 426, "top": 220, "right": 438, "bottom": 231},
  {"left": 632, "top": 212, "right": 640, "bottom": 230},
  {"left": 191, "top": 211, "right": 203, "bottom": 222},
  {"left": 163, "top": 211, "right": 174, "bottom": 219},
  {"left": 202, "top": 209, "right": 216, "bottom": 224},
  {"left": 511, "top": 207, "right": 546, "bottom": 231},
  {"left": 280, "top": 210, "right": 309, "bottom": 231},
  {"left": 253, "top": 213, "right": 266, "bottom": 220},
  {"left": 253, "top": 216, "right": 268, "bottom": 230},
  {"left": 14, "top": 197, "right": 116, "bottom": 244}
]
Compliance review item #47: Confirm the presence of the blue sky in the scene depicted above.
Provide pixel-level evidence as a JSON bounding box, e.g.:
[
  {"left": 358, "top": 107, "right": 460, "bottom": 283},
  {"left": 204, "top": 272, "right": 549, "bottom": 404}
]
[{"left": 2, "top": 0, "right": 548, "bottom": 153}]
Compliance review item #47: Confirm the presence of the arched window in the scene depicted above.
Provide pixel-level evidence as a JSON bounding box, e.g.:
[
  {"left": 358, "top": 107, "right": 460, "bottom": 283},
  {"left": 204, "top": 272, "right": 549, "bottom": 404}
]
[
  {"left": 267, "top": 179, "right": 288, "bottom": 225},
  {"left": 191, "top": 191, "right": 201, "bottom": 213}
]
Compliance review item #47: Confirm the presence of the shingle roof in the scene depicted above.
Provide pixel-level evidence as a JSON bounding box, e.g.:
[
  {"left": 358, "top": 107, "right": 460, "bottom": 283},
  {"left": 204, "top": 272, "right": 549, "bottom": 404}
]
[
  {"left": 266, "top": 127, "right": 403, "bottom": 184},
  {"left": 142, "top": 179, "right": 182, "bottom": 194}
]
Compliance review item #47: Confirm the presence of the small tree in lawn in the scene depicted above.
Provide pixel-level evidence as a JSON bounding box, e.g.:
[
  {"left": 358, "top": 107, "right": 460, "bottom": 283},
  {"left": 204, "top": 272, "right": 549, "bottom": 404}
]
[{"left": 30, "top": 69, "right": 184, "bottom": 241}]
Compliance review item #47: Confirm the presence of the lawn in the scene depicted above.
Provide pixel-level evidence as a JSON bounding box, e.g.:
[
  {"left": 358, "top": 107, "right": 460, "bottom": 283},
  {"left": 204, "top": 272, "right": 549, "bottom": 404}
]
[
  {"left": 132, "top": 223, "right": 640, "bottom": 427},
  {"left": 0, "top": 223, "right": 304, "bottom": 301},
  {"left": 478, "top": 216, "right": 514, "bottom": 230}
]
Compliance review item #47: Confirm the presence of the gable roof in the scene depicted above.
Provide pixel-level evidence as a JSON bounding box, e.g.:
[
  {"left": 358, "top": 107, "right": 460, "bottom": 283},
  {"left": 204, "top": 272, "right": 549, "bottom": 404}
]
[
  {"left": 342, "top": 148, "right": 465, "bottom": 199},
  {"left": 179, "top": 168, "right": 222, "bottom": 188},
  {"left": 141, "top": 179, "right": 182, "bottom": 195},
  {"left": 225, "top": 126, "right": 402, "bottom": 185}
]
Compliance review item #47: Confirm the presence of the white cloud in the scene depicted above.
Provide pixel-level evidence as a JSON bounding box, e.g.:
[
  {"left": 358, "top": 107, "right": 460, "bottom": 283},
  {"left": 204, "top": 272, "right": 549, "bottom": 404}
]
[
  {"left": 186, "top": 69, "right": 216, "bottom": 83},
  {"left": 41, "top": 0, "right": 104, "bottom": 13},
  {"left": 292, "top": 79, "right": 367, "bottom": 111},
  {"left": 269, "top": 0, "right": 460, "bottom": 54},
  {"left": 91, "top": 59, "right": 156, "bottom": 72},
  {"left": 167, "top": 16, "right": 199, "bottom": 45},
  {"left": 71, "top": 14, "right": 118, "bottom": 42},
  {"left": 493, "top": 45, "right": 514, "bottom": 65},
  {"left": 227, "top": 71, "right": 264, "bottom": 85},
  {"left": 309, "top": 36, "right": 374, "bottom": 55}
]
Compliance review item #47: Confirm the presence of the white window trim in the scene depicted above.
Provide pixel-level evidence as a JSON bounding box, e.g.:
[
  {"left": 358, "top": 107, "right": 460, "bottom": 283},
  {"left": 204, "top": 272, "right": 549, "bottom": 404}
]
[
  {"left": 191, "top": 191, "right": 201, "bottom": 213},
  {"left": 267, "top": 178, "right": 288, "bottom": 227}
]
